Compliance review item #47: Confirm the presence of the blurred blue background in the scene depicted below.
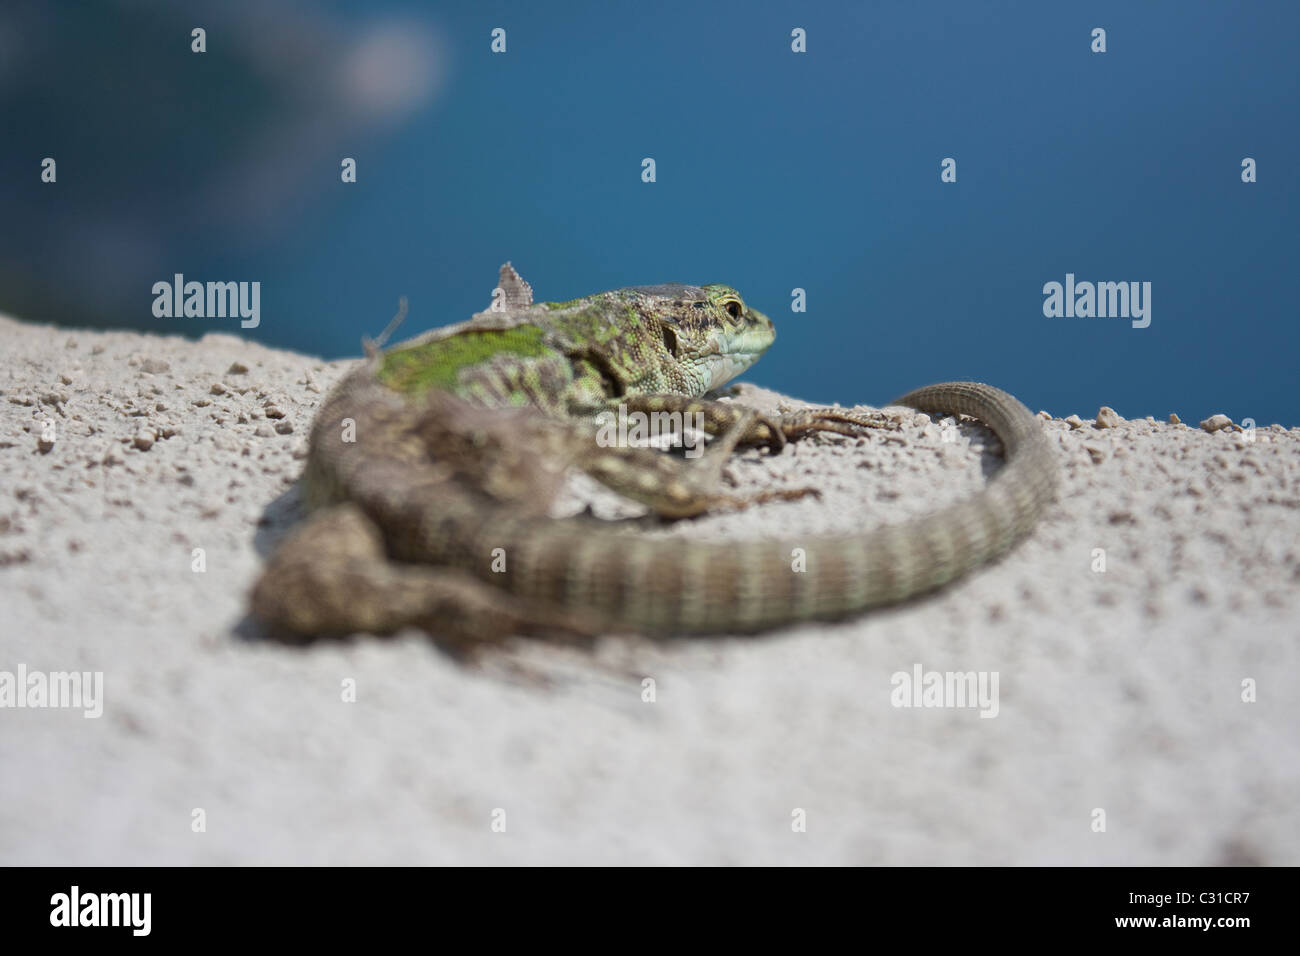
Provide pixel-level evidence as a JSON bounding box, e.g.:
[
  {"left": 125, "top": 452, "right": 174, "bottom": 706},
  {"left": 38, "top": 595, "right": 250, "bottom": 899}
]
[{"left": 4, "top": 0, "right": 1297, "bottom": 423}]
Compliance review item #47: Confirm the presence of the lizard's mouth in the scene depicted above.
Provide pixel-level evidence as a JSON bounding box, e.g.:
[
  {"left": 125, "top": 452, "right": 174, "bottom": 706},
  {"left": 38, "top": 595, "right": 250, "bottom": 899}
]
[
  {"left": 707, "top": 353, "right": 759, "bottom": 390},
  {"left": 707, "top": 328, "right": 773, "bottom": 389}
]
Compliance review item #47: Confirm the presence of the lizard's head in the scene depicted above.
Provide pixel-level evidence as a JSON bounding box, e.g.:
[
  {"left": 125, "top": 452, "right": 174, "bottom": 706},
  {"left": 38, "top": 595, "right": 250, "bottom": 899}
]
[{"left": 625, "top": 282, "right": 776, "bottom": 395}]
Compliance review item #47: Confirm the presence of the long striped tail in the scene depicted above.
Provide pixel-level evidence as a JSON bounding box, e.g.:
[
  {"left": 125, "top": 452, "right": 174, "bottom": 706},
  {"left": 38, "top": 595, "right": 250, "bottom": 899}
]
[{"left": 472, "top": 382, "right": 1060, "bottom": 634}]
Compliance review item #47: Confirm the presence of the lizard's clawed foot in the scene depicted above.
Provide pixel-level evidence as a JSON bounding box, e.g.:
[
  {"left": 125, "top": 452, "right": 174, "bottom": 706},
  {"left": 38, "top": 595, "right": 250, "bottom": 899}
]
[
  {"left": 777, "top": 407, "right": 896, "bottom": 442},
  {"left": 728, "top": 410, "right": 789, "bottom": 454},
  {"left": 728, "top": 407, "right": 896, "bottom": 453}
]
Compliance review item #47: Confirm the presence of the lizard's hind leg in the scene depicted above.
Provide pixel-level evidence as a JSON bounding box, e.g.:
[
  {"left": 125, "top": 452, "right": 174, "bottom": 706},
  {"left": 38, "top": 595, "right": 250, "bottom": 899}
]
[{"left": 250, "top": 503, "right": 597, "bottom": 651}]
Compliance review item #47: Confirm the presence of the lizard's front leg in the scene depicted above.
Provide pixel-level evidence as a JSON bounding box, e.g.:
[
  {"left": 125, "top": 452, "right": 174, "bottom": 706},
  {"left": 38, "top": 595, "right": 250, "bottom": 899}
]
[
  {"left": 567, "top": 394, "right": 888, "bottom": 519},
  {"left": 615, "top": 394, "right": 896, "bottom": 452},
  {"left": 560, "top": 413, "right": 808, "bottom": 518}
]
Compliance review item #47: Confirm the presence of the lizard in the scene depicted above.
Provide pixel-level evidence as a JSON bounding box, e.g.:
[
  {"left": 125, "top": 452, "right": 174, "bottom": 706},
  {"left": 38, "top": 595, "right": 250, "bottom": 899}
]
[{"left": 251, "top": 264, "right": 1059, "bottom": 648}]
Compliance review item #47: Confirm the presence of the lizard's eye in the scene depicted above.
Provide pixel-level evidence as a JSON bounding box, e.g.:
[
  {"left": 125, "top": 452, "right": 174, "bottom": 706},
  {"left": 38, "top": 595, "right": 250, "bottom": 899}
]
[{"left": 723, "top": 300, "right": 743, "bottom": 320}]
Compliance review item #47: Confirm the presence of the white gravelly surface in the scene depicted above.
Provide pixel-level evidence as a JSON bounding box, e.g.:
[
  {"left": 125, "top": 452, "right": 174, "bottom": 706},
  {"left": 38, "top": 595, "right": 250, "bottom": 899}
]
[{"left": 1, "top": 313, "right": 1297, "bottom": 865}]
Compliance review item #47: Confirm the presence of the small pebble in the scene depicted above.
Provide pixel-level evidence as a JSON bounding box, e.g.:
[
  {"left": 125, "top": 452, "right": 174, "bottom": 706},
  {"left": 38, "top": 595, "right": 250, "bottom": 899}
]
[{"left": 1200, "top": 414, "right": 1233, "bottom": 433}]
